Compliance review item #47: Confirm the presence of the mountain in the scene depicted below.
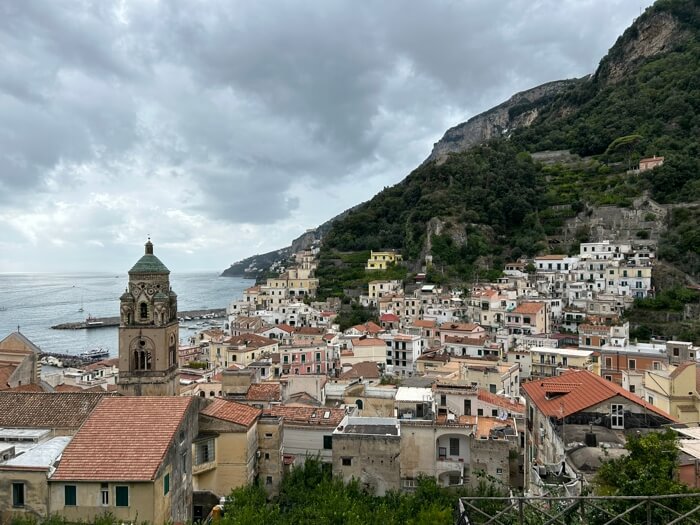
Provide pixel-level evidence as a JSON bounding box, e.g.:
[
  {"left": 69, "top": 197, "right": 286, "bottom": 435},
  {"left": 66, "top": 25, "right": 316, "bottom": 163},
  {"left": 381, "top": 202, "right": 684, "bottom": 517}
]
[
  {"left": 318, "top": 0, "right": 700, "bottom": 290},
  {"left": 221, "top": 209, "right": 356, "bottom": 278}
]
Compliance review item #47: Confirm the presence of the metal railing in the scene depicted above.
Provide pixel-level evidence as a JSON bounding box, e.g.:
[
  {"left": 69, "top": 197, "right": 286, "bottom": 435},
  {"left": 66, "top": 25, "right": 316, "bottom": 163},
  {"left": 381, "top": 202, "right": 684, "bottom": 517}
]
[{"left": 456, "top": 493, "right": 700, "bottom": 525}]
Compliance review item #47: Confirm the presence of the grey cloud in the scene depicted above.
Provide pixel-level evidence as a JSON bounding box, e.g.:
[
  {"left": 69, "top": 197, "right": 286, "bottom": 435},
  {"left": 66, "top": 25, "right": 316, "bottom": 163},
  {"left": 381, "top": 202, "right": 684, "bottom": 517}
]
[{"left": 0, "top": 0, "right": 654, "bottom": 248}]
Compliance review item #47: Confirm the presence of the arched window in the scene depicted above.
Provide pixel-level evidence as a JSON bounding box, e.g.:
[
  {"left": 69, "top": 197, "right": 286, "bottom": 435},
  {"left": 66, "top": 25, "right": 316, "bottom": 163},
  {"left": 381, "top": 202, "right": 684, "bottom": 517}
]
[
  {"left": 199, "top": 391, "right": 205, "bottom": 397},
  {"left": 356, "top": 399, "right": 364, "bottom": 410},
  {"left": 140, "top": 303, "right": 148, "bottom": 320}
]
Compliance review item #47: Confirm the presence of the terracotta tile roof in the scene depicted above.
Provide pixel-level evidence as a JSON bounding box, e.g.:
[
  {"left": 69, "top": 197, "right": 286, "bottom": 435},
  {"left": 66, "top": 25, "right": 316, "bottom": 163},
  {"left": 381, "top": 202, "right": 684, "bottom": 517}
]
[
  {"left": 579, "top": 324, "right": 611, "bottom": 334},
  {"left": 350, "top": 321, "right": 382, "bottom": 334},
  {"left": 224, "top": 333, "right": 277, "bottom": 349},
  {"left": 477, "top": 389, "right": 525, "bottom": 413},
  {"left": 52, "top": 397, "right": 194, "bottom": 481},
  {"left": 522, "top": 370, "right": 675, "bottom": 421},
  {"left": 201, "top": 398, "right": 261, "bottom": 427},
  {"left": 514, "top": 302, "right": 545, "bottom": 314},
  {"left": 351, "top": 337, "right": 385, "bottom": 347},
  {"left": 444, "top": 335, "right": 487, "bottom": 346},
  {"left": 275, "top": 323, "right": 295, "bottom": 333},
  {"left": 264, "top": 405, "right": 345, "bottom": 427},
  {"left": 246, "top": 383, "right": 282, "bottom": 402},
  {"left": 294, "top": 327, "right": 325, "bottom": 335},
  {"left": 0, "top": 392, "right": 113, "bottom": 429},
  {"left": 535, "top": 254, "right": 568, "bottom": 260},
  {"left": 339, "top": 361, "right": 381, "bottom": 380},
  {"left": 412, "top": 319, "right": 437, "bottom": 329},
  {"left": 380, "top": 313, "right": 400, "bottom": 322}
]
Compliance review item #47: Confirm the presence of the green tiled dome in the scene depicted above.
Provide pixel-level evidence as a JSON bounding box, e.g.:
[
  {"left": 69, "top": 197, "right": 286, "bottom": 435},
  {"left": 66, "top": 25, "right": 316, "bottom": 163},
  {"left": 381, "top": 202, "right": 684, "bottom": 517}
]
[{"left": 128, "top": 240, "right": 170, "bottom": 275}]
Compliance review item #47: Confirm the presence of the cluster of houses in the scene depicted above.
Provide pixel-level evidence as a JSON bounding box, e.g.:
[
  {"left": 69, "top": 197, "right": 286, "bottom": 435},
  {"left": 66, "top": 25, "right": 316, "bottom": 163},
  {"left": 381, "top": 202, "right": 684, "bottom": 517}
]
[{"left": 1, "top": 238, "right": 699, "bottom": 522}]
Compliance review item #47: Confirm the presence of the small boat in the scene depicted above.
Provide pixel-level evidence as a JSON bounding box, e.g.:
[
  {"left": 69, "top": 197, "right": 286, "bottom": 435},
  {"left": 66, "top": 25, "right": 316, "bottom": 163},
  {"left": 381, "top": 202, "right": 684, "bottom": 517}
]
[
  {"left": 85, "top": 315, "right": 103, "bottom": 326},
  {"left": 80, "top": 348, "right": 109, "bottom": 359}
]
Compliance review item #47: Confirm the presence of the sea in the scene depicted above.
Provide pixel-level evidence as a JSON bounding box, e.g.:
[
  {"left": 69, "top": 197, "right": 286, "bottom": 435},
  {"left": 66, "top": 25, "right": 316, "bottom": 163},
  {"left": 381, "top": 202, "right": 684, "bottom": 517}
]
[{"left": 0, "top": 272, "right": 251, "bottom": 358}]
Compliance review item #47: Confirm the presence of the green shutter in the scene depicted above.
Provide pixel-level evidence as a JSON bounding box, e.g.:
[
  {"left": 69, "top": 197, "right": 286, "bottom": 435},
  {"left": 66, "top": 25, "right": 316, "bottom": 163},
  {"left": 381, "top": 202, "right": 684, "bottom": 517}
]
[
  {"left": 115, "top": 486, "right": 129, "bottom": 507},
  {"left": 65, "top": 485, "right": 77, "bottom": 506},
  {"left": 164, "top": 473, "right": 170, "bottom": 495}
]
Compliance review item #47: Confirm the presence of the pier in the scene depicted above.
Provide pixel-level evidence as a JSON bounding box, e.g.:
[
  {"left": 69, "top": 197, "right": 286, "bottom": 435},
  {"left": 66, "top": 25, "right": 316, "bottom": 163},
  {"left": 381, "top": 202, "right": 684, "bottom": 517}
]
[{"left": 51, "top": 308, "right": 226, "bottom": 330}]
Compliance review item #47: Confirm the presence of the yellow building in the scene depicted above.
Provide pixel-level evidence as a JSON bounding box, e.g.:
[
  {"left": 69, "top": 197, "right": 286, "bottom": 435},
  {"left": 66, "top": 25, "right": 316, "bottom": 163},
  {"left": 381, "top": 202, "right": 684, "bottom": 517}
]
[
  {"left": 528, "top": 347, "right": 594, "bottom": 378},
  {"left": 644, "top": 362, "right": 700, "bottom": 424},
  {"left": 366, "top": 251, "right": 402, "bottom": 271},
  {"left": 209, "top": 334, "right": 278, "bottom": 368}
]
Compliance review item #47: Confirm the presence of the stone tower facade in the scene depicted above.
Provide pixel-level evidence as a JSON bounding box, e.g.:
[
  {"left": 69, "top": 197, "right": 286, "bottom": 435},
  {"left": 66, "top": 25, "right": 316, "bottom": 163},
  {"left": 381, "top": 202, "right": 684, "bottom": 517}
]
[{"left": 117, "top": 239, "right": 179, "bottom": 396}]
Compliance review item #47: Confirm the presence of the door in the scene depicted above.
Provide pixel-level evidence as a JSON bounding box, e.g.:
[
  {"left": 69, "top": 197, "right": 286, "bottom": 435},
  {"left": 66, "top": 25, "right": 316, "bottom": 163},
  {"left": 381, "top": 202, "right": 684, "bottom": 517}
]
[
  {"left": 464, "top": 399, "right": 472, "bottom": 416},
  {"left": 611, "top": 404, "right": 624, "bottom": 429}
]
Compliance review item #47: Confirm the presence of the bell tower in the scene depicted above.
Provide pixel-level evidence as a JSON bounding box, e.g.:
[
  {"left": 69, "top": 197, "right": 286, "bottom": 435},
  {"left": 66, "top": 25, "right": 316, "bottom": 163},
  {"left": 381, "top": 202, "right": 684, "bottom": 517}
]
[{"left": 117, "top": 239, "right": 179, "bottom": 396}]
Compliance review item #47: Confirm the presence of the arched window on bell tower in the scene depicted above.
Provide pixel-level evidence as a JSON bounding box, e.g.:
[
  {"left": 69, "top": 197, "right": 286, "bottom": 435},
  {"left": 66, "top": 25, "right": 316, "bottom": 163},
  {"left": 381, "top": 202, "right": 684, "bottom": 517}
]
[
  {"left": 131, "top": 338, "right": 153, "bottom": 371},
  {"left": 140, "top": 303, "right": 148, "bottom": 320}
]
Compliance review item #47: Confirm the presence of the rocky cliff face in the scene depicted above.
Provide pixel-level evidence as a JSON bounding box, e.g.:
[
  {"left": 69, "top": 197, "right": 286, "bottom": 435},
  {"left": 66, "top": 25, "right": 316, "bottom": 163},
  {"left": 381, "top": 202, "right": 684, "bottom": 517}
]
[
  {"left": 425, "top": 79, "right": 578, "bottom": 164},
  {"left": 595, "top": 11, "right": 690, "bottom": 85}
]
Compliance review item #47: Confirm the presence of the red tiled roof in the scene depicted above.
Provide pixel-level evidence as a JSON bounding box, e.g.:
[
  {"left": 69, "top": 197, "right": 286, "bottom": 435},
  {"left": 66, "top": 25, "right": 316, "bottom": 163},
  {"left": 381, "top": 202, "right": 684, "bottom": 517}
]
[
  {"left": 380, "top": 313, "right": 400, "bottom": 322},
  {"left": 350, "top": 321, "right": 382, "bottom": 334},
  {"left": 224, "top": 333, "right": 277, "bottom": 349},
  {"left": 52, "top": 397, "right": 194, "bottom": 481},
  {"left": 339, "top": 361, "right": 381, "bottom": 380},
  {"left": 477, "top": 389, "right": 525, "bottom": 413},
  {"left": 246, "top": 383, "right": 281, "bottom": 402},
  {"left": 264, "top": 406, "right": 345, "bottom": 427},
  {"left": 351, "top": 337, "right": 385, "bottom": 347},
  {"left": 0, "top": 392, "right": 113, "bottom": 428},
  {"left": 535, "top": 254, "right": 567, "bottom": 260},
  {"left": 522, "top": 370, "right": 675, "bottom": 421},
  {"left": 294, "top": 327, "right": 325, "bottom": 335},
  {"left": 444, "top": 335, "right": 487, "bottom": 346},
  {"left": 412, "top": 319, "right": 437, "bottom": 329},
  {"left": 514, "top": 302, "right": 545, "bottom": 314},
  {"left": 201, "top": 398, "right": 261, "bottom": 427}
]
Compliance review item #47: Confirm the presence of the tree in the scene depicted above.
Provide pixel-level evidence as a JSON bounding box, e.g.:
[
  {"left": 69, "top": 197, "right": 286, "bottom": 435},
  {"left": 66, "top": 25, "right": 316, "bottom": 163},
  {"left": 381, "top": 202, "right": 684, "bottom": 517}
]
[{"left": 594, "top": 429, "right": 697, "bottom": 523}]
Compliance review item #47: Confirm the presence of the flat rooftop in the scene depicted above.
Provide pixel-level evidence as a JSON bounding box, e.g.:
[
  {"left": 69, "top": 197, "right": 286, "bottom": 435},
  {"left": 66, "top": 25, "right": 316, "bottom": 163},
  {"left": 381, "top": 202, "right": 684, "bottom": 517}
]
[
  {"left": 335, "top": 417, "right": 400, "bottom": 437},
  {"left": 0, "top": 436, "right": 71, "bottom": 470}
]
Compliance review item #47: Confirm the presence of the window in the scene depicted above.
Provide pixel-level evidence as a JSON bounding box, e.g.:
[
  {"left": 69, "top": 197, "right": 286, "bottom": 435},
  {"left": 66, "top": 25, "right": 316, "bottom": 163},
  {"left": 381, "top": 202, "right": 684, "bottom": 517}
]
[
  {"left": 477, "top": 409, "right": 484, "bottom": 416},
  {"left": 101, "top": 483, "right": 109, "bottom": 505},
  {"left": 342, "top": 457, "right": 352, "bottom": 466},
  {"left": 323, "top": 435, "right": 333, "bottom": 450},
  {"left": 449, "top": 438, "right": 460, "bottom": 456},
  {"left": 628, "top": 359, "right": 636, "bottom": 370},
  {"left": 440, "top": 394, "right": 446, "bottom": 406},
  {"left": 266, "top": 476, "right": 273, "bottom": 485},
  {"left": 630, "top": 385, "right": 636, "bottom": 393},
  {"left": 673, "top": 348, "right": 680, "bottom": 357},
  {"left": 140, "top": 302, "right": 148, "bottom": 319},
  {"left": 605, "top": 375, "right": 612, "bottom": 381},
  {"left": 496, "top": 468, "right": 503, "bottom": 474},
  {"left": 164, "top": 474, "right": 170, "bottom": 496},
  {"left": 605, "top": 357, "right": 612, "bottom": 368},
  {"left": 65, "top": 485, "right": 77, "bottom": 506},
  {"left": 492, "top": 409, "right": 498, "bottom": 417},
  {"left": 12, "top": 482, "right": 24, "bottom": 507},
  {"left": 115, "top": 486, "right": 129, "bottom": 507},
  {"left": 489, "top": 384, "right": 497, "bottom": 394}
]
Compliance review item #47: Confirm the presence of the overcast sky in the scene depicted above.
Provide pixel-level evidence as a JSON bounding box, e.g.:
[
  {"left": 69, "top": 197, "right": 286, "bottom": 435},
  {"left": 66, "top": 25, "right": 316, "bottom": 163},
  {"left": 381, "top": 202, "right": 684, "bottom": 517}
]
[{"left": 0, "top": 0, "right": 654, "bottom": 274}]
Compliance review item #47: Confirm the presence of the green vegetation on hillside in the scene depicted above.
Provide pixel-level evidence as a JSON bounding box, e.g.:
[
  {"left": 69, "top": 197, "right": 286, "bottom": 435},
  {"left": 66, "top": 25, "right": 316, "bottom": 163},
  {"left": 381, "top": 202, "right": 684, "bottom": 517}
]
[
  {"left": 315, "top": 250, "right": 408, "bottom": 299},
  {"left": 319, "top": 0, "right": 700, "bottom": 290}
]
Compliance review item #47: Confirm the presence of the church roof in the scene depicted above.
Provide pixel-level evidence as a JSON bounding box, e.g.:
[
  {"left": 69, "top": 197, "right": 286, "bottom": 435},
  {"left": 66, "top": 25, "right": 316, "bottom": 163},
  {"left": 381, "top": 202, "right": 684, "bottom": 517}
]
[{"left": 128, "top": 240, "right": 170, "bottom": 275}]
